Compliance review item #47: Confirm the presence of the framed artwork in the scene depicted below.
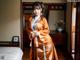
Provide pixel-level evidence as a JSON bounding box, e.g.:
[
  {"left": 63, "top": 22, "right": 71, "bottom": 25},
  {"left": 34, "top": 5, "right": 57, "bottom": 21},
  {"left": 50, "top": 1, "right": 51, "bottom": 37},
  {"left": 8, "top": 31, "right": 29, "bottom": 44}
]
[
  {"left": 12, "top": 36, "right": 19, "bottom": 43},
  {"left": 48, "top": 10, "right": 65, "bottom": 34}
]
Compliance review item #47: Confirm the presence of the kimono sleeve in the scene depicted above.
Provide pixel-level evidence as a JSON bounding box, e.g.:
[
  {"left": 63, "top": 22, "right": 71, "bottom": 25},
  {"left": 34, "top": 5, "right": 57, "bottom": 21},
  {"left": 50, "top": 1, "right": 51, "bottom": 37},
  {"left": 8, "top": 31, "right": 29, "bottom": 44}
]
[
  {"left": 39, "top": 17, "right": 50, "bottom": 36},
  {"left": 26, "top": 16, "right": 32, "bottom": 35}
]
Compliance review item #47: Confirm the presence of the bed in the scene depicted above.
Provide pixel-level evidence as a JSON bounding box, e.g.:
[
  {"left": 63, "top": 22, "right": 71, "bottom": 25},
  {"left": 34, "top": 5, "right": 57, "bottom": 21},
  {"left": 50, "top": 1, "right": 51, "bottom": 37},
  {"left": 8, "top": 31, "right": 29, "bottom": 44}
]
[{"left": 0, "top": 47, "right": 23, "bottom": 60}]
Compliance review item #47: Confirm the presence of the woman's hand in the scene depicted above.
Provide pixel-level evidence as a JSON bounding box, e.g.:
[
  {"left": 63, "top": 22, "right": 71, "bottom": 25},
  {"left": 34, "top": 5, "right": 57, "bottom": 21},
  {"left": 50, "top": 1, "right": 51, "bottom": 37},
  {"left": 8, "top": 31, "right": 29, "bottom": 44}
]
[
  {"left": 29, "top": 32, "right": 35, "bottom": 40},
  {"left": 29, "top": 31, "right": 40, "bottom": 40}
]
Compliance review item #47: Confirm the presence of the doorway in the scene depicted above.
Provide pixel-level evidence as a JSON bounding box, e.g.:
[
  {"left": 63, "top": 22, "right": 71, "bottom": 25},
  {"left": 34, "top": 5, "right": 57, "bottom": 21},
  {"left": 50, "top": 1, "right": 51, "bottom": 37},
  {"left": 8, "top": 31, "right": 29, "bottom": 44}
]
[{"left": 22, "top": 2, "right": 73, "bottom": 60}]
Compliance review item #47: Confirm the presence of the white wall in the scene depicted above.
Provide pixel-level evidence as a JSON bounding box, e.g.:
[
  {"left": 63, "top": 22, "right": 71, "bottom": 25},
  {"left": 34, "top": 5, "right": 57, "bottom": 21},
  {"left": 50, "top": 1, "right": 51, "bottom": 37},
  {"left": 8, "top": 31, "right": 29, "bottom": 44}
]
[
  {"left": 0, "top": 0, "right": 20, "bottom": 42},
  {"left": 22, "top": 0, "right": 66, "bottom": 3}
]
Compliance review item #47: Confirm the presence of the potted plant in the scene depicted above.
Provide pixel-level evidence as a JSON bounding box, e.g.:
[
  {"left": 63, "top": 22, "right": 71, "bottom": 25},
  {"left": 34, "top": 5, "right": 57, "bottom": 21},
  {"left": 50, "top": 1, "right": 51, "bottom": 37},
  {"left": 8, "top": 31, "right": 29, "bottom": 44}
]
[{"left": 55, "top": 20, "right": 65, "bottom": 32}]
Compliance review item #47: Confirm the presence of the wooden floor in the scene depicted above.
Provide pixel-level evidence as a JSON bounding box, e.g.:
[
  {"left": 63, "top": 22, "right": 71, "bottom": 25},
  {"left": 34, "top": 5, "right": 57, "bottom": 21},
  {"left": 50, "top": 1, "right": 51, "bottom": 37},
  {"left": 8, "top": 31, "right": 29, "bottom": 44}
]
[
  {"left": 22, "top": 47, "right": 30, "bottom": 60},
  {"left": 22, "top": 46, "right": 73, "bottom": 60}
]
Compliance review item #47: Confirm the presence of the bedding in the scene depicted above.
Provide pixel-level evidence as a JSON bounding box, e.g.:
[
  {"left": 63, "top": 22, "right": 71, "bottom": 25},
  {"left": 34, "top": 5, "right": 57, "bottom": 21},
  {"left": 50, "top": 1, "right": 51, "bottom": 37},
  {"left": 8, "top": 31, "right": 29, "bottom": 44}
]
[{"left": 0, "top": 47, "right": 23, "bottom": 60}]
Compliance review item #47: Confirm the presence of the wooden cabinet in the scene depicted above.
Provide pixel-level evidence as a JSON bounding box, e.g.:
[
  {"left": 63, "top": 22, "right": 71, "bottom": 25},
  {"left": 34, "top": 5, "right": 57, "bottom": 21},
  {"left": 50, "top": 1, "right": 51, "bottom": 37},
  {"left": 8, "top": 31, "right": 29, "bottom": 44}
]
[
  {"left": 23, "top": 29, "right": 30, "bottom": 47},
  {"left": 50, "top": 32, "right": 66, "bottom": 46}
]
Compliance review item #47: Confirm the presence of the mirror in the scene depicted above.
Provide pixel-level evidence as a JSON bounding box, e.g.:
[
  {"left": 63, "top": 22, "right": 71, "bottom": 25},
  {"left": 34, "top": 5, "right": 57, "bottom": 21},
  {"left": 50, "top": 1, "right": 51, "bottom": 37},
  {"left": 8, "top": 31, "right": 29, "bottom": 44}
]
[{"left": 48, "top": 10, "right": 65, "bottom": 34}]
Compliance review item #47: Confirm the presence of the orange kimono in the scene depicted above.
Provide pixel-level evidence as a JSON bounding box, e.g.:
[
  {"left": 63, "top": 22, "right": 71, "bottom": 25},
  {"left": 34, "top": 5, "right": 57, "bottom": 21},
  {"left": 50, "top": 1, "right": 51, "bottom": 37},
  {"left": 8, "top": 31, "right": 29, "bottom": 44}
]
[{"left": 26, "top": 16, "right": 58, "bottom": 60}]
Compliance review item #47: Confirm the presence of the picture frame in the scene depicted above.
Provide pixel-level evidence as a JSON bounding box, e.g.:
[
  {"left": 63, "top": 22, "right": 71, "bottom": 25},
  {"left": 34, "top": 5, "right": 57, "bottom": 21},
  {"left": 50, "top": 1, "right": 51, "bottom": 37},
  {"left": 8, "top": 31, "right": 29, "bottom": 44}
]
[{"left": 12, "top": 36, "right": 19, "bottom": 43}]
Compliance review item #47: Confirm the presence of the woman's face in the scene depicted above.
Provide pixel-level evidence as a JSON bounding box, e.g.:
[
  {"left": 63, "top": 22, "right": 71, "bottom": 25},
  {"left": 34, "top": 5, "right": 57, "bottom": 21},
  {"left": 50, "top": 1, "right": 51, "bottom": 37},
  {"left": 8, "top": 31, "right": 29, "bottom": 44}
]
[{"left": 33, "top": 6, "right": 42, "bottom": 16}]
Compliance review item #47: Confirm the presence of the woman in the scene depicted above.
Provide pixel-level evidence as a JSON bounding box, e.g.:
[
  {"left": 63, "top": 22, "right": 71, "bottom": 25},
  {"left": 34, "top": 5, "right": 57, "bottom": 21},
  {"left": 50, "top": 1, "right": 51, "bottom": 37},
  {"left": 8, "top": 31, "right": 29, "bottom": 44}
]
[{"left": 26, "top": 1, "right": 58, "bottom": 60}]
